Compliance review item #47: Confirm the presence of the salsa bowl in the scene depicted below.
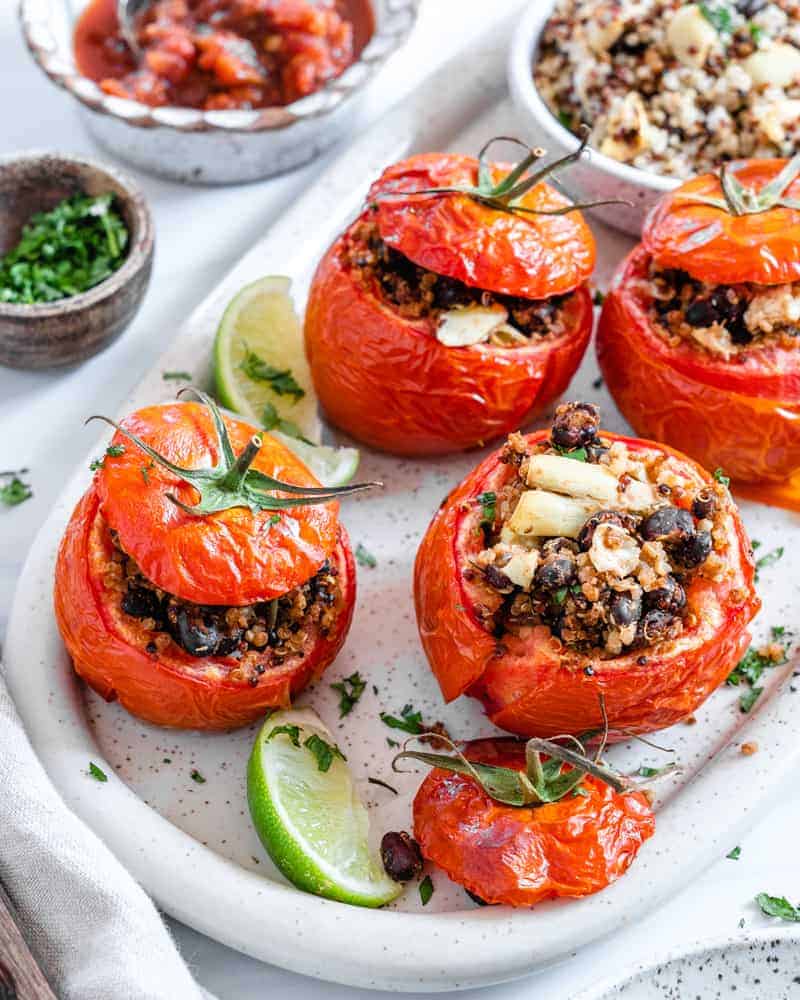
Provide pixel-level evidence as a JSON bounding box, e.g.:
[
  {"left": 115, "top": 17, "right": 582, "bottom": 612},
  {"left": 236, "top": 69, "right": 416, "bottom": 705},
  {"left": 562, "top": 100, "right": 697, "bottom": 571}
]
[{"left": 20, "top": 0, "right": 420, "bottom": 185}]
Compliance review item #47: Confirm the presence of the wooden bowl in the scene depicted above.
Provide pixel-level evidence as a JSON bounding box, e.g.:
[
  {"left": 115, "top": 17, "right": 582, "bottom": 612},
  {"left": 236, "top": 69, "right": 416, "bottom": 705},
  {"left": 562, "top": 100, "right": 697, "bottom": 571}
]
[{"left": 0, "top": 152, "right": 154, "bottom": 369}]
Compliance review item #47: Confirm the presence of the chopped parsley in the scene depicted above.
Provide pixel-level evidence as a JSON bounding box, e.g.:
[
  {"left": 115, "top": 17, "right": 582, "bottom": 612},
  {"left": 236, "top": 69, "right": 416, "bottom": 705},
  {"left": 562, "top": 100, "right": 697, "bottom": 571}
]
[
  {"left": 727, "top": 628, "right": 789, "bottom": 713},
  {"left": 637, "top": 765, "right": 667, "bottom": 778},
  {"left": 749, "top": 22, "right": 765, "bottom": 45},
  {"left": 331, "top": 672, "right": 367, "bottom": 718},
  {"left": 386, "top": 737, "right": 399, "bottom": 748},
  {"left": 90, "top": 444, "right": 126, "bottom": 471},
  {"left": 162, "top": 371, "right": 192, "bottom": 382},
  {"left": 141, "top": 461, "right": 155, "bottom": 484},
  {"left": 268, "top": 723, "right": 301, "bottom": 747},
  {"left": 699, "top": 1, "right": 734, "bottom": 36},
  {"left": 476, "top": 491, "right": 496, "bottom": 528},
  {"left": 713, "top": 467, "right": 731, "bottom": 488},
  {"left": 268, "top": 513, "right": 281, "bottom": 525},
  {"left": 88, "top": 762, "right": 107, "bottom": 782},
  {"left": 593, "top": 289, "right": 605, "bottom": 306},
  {"left": 0, "top": 193, "right": 128, "bottom": 304},
  {"left": 756, "top": 892, "right": 800, "bottom": 921},
  {"left": 557, "top": 109, "right": 572, "bottom": 129},
  {"left": 260, "top": 400, "right": 311, "bottom": 443},
  {"left": 380, "top": 704, "right": 424, "bottom": 735},
  {"left": 562, "top": 447, "right": 587, "bottom": 462},
  {"left": 355, "top": 543, "right": 377, "bottom": 569},
  {"left": 303, "top": 733, "right": 346, "bottom": 773},
  {"left": 755, "top": 546, "right": 783, "bottom": 580},
  {"left": 0, "top": 472, "right": 32, "bottom": 507},
  {"left": 419, "top": 875, "right": 434, "bottom": 906},
  {"left": 367, "top": 776, "right": 398, "bottom": 795},
  {"left": 727, "top": 846, "right": 741, "bottom": 860},
  {"left": 739, "top": 687, "right": 763, "bottom": 714},
  {"left": 190, "top": 769, "right": 206, "bottom": 784},
  {"left": 239, "top": 344, "right": 304, "bottom": 401}
]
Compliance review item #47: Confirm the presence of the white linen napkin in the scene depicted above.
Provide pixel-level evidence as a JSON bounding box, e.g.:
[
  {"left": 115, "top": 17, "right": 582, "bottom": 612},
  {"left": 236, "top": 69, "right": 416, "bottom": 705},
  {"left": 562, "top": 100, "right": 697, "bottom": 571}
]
[{"left": 0, "top": 671, "right": 214, "bottom": 1000}]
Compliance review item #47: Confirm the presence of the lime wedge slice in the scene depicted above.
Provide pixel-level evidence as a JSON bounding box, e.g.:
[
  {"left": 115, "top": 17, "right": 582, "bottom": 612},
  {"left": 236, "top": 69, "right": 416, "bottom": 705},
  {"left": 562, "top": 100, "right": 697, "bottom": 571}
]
[
  {"left": 247, "top": 709, "right": 401, "bottom": 908},
  {"left": 271, "top": 431, "right": 360, "bottom": 487},
  {"left": 214, "top": 276, "right": 322, "bottom": 444}
]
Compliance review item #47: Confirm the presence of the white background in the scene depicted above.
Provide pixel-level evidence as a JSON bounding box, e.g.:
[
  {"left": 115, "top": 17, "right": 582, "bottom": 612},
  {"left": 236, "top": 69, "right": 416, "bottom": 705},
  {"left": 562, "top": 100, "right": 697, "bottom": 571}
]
[{"left": 1, "top": 1, "right": 799, "bottom": 997}]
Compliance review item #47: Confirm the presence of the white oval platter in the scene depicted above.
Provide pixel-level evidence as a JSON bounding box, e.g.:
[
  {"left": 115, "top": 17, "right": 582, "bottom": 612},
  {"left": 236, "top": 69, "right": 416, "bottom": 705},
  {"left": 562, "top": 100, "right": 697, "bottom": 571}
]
[{"left": 5, "top": 13, "right": 800, "bottom": 993}]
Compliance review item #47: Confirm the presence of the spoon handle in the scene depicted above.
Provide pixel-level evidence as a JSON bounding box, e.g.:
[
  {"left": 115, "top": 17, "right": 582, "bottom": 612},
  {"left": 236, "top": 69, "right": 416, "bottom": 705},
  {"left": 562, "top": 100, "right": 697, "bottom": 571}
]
[{"left": 0, "top": 880, "right": 58, "bottom": 999}]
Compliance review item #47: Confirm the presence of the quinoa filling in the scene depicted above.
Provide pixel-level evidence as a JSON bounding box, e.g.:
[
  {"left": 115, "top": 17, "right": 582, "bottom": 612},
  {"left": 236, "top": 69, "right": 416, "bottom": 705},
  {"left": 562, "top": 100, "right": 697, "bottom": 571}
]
[
  {"left": 106, "top": 527, "right": 341, "bottom": 681},
  {"left": 647, "top": 262, "right": 800, "bottom": 358},
  {"left": 342, "top": 219, "right": 573, "bottom": 346},
  {"left": 464, "top": 403, "right": 727, "bottom": 657}
]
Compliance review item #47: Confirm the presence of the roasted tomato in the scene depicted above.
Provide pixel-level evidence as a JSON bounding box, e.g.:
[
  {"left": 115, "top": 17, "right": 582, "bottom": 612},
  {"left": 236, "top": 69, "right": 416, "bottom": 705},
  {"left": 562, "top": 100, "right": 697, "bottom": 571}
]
[
  {"left": 55, "top": 396, "right": 359, "bottom": 730},
  {"left": 597, "top": 159, "right": 800, "bottom": 503},
  {"left": 414, "top": 403, "right": 759, "bottom": 738},
  {"left": 304, "top": 141, "right": 596, "bottom": 455},
  {"left": 413, "top": 739, "right": 655, "bottom": 907}
]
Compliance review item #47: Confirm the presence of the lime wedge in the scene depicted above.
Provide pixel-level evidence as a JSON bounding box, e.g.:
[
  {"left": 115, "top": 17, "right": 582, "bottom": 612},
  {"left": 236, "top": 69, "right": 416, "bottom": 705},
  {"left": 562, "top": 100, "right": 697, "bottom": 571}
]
[
  {"left": 247, "top": 709, "right": 401, "bottom": 908},
  {"left": 271, "top": 431, "right": 360, "bottom": 487},
  {"left": 214, "top": 276, "right": 322, "bottom": 444}
]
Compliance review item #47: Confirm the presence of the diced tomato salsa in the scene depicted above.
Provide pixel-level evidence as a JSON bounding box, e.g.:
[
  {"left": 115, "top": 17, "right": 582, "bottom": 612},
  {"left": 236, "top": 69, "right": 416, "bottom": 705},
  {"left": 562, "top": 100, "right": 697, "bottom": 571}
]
[{"left": 74, "top": 0, "right": 373, "bottom": 110}]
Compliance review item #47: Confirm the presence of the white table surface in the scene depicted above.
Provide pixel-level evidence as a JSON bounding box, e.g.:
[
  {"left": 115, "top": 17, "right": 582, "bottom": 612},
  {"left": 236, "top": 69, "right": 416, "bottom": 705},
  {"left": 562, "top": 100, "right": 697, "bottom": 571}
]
[{"left": 1, "top": 2, "right": 799, "bottom": 997}]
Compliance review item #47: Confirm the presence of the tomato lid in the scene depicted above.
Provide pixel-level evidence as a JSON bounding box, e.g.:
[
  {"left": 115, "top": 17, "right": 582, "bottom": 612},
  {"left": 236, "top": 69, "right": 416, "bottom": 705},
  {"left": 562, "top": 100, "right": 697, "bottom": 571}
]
[
  {"left": 95, "top": 399, "right": 352, "bottom": 605},
  {"left": 643, "top": 158, "right": 800, "bottom": 286},
  {"left": 368, "top": 150, "right": 596, "bottom": 299}
]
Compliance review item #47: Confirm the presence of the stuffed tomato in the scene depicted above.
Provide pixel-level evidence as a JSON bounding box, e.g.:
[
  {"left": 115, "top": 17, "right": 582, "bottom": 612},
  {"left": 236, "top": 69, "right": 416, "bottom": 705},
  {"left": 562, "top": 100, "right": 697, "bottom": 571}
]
[
  {"left": 411, "top": 738, "right": 654, "bottom": 907},
  {"left": 598, "top": 159, "right": 800, "bottom": 497},
  {"left": 304, "top": 139, "right": 596, "bottom": 455},
  {"left": 414, "top": 402, "right": 759, "bottom": 738},
  {"left": 55, "top": 393, "right": 361, "bottom": 730}
]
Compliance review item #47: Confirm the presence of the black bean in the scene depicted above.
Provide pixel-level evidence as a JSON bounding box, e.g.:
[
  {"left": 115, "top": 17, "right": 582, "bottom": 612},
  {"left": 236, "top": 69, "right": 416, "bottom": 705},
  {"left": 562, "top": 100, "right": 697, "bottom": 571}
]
[
  {"left": 484, "top": 564, "right": 513, "bottom": 592},
  {"left": 121, "top": 586, "right": 163, "bottom": 621},
  {"left": 577, "top": 510, "right": 640, "bottom": 551},
  {"left": 685, "top": 298, "right": 716, "bottom": 327},
  {"left": 692, "top": 489, "right": 717, "bottom": 520},
  {"left": 167, "top": 607, "right": 223, "bottom": 658},
  {"left": 609, "top": 592, "right": 642, "bottom": 627},
  {"left": 639, "top": 506, "right": 695, "bottom": 544},
  {"left": 541, "top": 537, "right": 578, "bottom": 557},
  {"left": 644, "top": 576, "right": 686, "bottom": 614},
  {"left": 551, "top": 401, "right": 601, "bottom": 450},
  {"left": 675, "top": 530, "right": 712, "bottom": 568},
  {"left": 380, "top": 831, "right": 423, "bottom": 882},
  {"left": 535, "top": 555, "right": 576, "bottom": 590},
  {"left": 736, "top": 0, "right": 766, "bottom": 14},
  {"left": 636, "top": 609, "right": 679, "bottom": 646}
]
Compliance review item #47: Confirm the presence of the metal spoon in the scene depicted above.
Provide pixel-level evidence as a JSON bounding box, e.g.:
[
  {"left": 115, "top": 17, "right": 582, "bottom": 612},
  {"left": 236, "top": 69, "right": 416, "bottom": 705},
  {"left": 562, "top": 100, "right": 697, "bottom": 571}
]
[{"left": 116, "top": 0, "right": 150, "bottom": 59}]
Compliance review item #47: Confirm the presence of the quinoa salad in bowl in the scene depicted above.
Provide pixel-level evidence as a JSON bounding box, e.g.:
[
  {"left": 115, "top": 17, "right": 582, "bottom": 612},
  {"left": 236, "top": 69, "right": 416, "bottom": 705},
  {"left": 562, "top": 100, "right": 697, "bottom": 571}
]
[{"left": 535, "top": 0, "right": 800, "bottom": 180}]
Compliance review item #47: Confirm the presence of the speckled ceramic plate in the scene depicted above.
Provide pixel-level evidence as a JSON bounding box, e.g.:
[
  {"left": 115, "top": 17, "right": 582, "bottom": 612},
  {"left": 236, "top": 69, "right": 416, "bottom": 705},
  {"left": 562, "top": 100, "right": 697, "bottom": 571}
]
[
  {"left": 5, "top": 15, "right": 800, "bottom": 993},
  {"left": 574, "top": 927, "right": 800, "bottom": 999}
]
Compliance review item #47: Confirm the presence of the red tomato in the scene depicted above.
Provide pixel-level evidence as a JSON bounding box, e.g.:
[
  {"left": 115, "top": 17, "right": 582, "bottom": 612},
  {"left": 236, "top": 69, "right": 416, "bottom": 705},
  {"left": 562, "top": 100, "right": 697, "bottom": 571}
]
[
  {"left": 414, "top": 430, "right": 759, "bottom": 739},
  {"left": 643, "top": 160, "right": 800, "bottom": 286},
  {"left": 597, "top": 245, "right": 800, "bottom": 491},
  {"left": 54, "top": 402, "right": 356, "bottom": 730},
  {"left": 413, "top": 739, "right": 655, "bottom": 907}
]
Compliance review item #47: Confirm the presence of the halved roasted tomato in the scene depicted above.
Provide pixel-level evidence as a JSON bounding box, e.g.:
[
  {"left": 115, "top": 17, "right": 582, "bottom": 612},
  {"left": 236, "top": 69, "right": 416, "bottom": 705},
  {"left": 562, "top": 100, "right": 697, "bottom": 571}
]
[
  {"left": 412, "top": 738, "right": 655, "bottom": 907},
  {"left": 304, "top": 139, "right": 597, "bottom": 455},
  {"left": 54, "top": 393, "right": 364, "bottom": 730},
  {"left": 598, "top": 158, "right": 800, "bottom": 505},
  {"left": 414, "top": 403, "right": 759, "bottom": 738}
]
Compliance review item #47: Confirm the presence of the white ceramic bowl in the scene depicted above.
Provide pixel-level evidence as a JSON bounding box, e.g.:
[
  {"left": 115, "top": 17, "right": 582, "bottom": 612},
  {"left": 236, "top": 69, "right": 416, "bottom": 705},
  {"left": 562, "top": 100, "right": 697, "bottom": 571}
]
[
  {"left": 20, "top": 0, "right": 420, "bottom": 185},
  {"left": 508, "top": 0, "right": 677, "bottom": 237}
]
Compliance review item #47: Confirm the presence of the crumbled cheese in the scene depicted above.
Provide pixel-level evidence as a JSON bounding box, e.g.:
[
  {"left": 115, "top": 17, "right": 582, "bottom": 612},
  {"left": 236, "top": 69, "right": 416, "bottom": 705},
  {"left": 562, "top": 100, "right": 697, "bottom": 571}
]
[
  {"left": 689, "top": 323, "right": 735, "bottom": 360},
  {"left": 743, "top": 42, "right": 800, "bottom": 88},
  {"left": 745, "top": 284, "right": 800, "bottom": 334},
  {"left": 500, "top": 546, "right": 540, "bottom": 591},
  {"left": 589, "top": 523, "right": 641, "bottom": 577}
]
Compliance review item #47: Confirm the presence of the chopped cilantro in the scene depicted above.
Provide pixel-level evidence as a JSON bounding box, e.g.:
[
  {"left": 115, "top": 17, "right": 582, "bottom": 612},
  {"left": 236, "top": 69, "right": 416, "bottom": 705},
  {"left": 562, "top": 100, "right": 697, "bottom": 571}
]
[
  {"left": 260, "top": 400, "right": 312, "bottom": 443},
  {"left": 593, "top": 289, "right": 605, "bottom": 306},
  {"left": 91, "top": 444, "right": 126, "bottom": 471},
  {"left": 0, "top": 193, "right": 128, "bottom": 304},
  {"left": 355, "top": 543, "right": 377, "bottom": 568},
  {"left": 239, "top": 344, "right": 304, "bottom": 401},
  {"left": 553, "top": 587, "right": 569, "bottom": 605},
  {"left": 386, "top": 737, "right": 399, "bottom": 748},
  {"left": 0, "top": 472, "right": 32, "bottom": 507},
  {"left": 303, "top": 733, "right": 346, "bottom": 773},
  {"left": 367, "top": 776, "right": 398, "bottom": 795},
  {"left": 419, "top": 875, "right": 434, "bottom": 905},
  {"left": 331, "top": 672, "right": 367, "bottom": 718},
  {"left": 562, "top": 448, "right": 587, "bottom": 462},
  {"left": 727, "top": 846, "right": 741, "bottom": 860},
  {"left": 740, "top": 686, "right": 763, "bottom": 713},
  {"left": 713, "top": 467, "right": 731, "bottom": 488},
  {"left": 757, "top": 892, "right": 800, "bottom": 921},
  {"left": 162, "top": 371, "right": 192, "bottom": 382},
  {"left": 268, "top": 724, "right": 301, "bottom": 747},
  {"left": 700, "top": 1, "right": 734, "bottom": 35},
  {"left": 88, "top": 762, "right": 107, "bottom": 782},
  {"left": 755, "top": 546, "right": 783, "bottom": 580},
  {"left": 89, "top": 459, "right": 104, "bottom": 472},
  {"left": 141, "top": 461, "right": 155, "bottom": 484},
  {"left": 268, "top": 513, "right": 281, "bottom": 525},
  {"left": 557, "top": 109, "right": 572, "bottom": 130},
  {"left": 190, "top": 769, "right": 206, "bottom": 784},
  {"left": 637, "top": 765, "right": 662, "bottom": 778},
  {"left": 476, "top": 491, "right": 496, "bottom": 528},
  {"left": 380, "top": 704, "right": 424, "bottom": 735},
  {"left": 749, "top": 22, "right": 764, "bottom": 45}
]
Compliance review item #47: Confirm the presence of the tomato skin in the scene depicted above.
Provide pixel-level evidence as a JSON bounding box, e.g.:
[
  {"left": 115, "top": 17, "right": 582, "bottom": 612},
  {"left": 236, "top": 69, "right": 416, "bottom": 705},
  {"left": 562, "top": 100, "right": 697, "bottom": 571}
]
[
  {"left": 643, "top": 159, "right": 800, "bottom": 286},
  {"left": 413, "top": 739, "right": 654, "bottom": 907},
  {"left": 54, "top": 486, "right": 355, "bottom": 730},
  {"left": 414, "top": 430, "right": 759, "bottom": 738},
  {"left": 304, "top": 222, "right": 593, "bottom": 455},
  {"left": 370, "top": 154, "right": 596, "bottom": 299},
  {"left": 597, "top": 246, "right": 800, "bottom": 485},
  {"left": 96, "top": 402, "right": 339, "bottom": 605}
]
